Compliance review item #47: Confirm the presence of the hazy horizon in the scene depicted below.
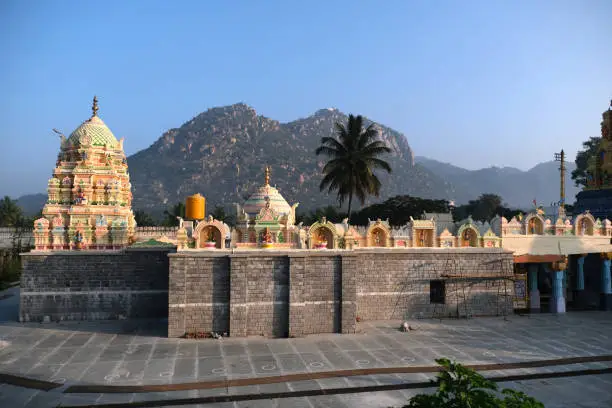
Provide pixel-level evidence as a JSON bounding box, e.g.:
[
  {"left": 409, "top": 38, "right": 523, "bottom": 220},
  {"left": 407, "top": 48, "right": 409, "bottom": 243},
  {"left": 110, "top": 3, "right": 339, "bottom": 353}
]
[{"left": 1, "top": 0, "right": 611, "bottom": 197}]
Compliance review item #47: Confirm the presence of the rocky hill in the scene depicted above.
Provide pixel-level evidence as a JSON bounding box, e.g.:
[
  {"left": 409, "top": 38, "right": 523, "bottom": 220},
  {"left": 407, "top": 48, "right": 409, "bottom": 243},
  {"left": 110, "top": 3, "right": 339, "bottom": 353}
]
[
  {"left": 127, "top": 104, "right": 457, "bottom": 215},
  {"left": 16, "top": 104, "right": 579, "bottom": 217},
  {"left": 415, "top": 157, "right": 579, "bottom": 208}
]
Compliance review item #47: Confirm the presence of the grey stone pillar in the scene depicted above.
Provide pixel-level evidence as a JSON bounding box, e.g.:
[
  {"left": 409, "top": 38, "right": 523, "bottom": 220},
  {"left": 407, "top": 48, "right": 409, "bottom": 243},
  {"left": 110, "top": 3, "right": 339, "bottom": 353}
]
[
  {"left": 288, "top": 254, "right": 305, "bottom": 337},
  {"left": 229, "top": 254, "right": 248, "bottom": 337},
  {"left": 340, "top": 254, "right": 357, "bottom": 334},
  {"left": 168, "top": 254, "right": 186, "bottom": 337}
]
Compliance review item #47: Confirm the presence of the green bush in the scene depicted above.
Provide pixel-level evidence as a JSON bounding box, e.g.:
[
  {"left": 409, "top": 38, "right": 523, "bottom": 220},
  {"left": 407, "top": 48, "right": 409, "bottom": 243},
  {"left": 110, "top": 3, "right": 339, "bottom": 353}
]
[
  {"left": 0, "top": 256, "right": 21, "bottom": 290},
  {"left": 401, "top": 358, "right": 544, "bottom": 408}
]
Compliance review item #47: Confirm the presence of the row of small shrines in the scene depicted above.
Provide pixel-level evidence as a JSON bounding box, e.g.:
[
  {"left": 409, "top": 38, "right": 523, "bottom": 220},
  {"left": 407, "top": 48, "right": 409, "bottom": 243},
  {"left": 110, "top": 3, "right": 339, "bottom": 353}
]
[
  {"left": 175, "top": 211, "right": 612, "bottom": 250},
  {"left": 30, "top": 209, "right": 611, "bottom": 251}
]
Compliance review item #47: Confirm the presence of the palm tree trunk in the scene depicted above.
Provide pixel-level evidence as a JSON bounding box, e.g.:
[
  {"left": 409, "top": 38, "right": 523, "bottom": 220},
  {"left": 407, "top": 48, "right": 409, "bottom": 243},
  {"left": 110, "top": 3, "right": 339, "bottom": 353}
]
[{"left": 347, "top": 193, "right": 353, "bottom": 223}]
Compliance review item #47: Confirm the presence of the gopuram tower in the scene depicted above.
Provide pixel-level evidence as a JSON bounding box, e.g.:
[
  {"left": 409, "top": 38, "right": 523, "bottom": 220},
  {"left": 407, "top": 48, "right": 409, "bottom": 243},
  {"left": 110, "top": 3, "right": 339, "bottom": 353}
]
[
  {"left": 573, "top": 101, "right": 612, "bottom": 219},
  {"left": 33, "top": 96, "right": 136, "bottom": 250}
]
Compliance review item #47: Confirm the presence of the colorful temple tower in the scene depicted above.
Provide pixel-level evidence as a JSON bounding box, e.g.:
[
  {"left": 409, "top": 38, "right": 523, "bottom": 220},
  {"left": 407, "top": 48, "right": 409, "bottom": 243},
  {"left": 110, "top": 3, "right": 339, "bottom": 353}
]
[
  {"left": 33, "top": 96, "right": 136, "bottom": 250},
  {"left": 574, "top": 101, "right": 612, "bottom": 219}
]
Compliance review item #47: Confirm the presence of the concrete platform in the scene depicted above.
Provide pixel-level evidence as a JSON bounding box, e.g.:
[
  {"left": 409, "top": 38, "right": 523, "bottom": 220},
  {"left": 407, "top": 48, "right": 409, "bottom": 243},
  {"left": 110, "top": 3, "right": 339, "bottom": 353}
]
[{"left": 1, "top": 287, "right": 611, "bottom": 407}]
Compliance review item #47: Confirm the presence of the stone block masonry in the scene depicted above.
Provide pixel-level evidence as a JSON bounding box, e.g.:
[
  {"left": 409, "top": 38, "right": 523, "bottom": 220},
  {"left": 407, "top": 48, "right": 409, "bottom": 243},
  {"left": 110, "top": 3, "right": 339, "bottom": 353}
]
[
  {"left": 20, "top": 248, "right": 173, "bottom": 323},
  {"left": 168, "top": 248, "right": 514, "bottom": 338}
]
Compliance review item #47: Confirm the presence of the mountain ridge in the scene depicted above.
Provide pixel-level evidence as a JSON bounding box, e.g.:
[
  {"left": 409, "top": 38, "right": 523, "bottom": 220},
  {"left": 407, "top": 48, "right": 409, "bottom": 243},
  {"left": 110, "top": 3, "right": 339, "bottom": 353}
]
[
  {"left": 126, "top": 103, "right": 447, "bottom": 216},
  {"left": 414, "top": 156, "right": 579, "bottom": 208},
  {"left": 11, "top": 103, "right": 580, "bottom": 216}
]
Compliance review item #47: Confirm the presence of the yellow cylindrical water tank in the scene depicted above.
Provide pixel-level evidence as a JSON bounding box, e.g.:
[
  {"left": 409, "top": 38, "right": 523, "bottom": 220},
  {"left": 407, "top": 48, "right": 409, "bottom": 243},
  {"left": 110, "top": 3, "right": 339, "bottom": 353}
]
[{"left": 185, "top": 194, "right": 206, "bottom": 220}]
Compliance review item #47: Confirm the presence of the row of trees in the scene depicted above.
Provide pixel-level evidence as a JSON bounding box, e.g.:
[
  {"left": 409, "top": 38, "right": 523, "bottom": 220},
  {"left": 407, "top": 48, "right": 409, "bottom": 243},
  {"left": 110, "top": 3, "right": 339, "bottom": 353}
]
[
  {"left": 294, "top": 194, "right": 526, "bottom": 227},
  {"left": 0, "top": 196, "right": 41, "bottom": 228}
]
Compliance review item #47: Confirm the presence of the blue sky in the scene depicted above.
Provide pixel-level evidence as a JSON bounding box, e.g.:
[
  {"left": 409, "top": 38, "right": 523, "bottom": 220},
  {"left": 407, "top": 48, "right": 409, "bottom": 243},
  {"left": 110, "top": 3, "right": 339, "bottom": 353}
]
[{"left": 1, "top": 0, "right": 610, "bottom": 197}]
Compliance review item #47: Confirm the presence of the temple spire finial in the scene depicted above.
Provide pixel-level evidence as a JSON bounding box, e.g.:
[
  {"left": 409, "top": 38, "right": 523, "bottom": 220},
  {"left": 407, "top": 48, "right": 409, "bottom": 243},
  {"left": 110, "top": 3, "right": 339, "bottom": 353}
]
[
  {"left": 92, "top": 95, "right": 99, "bottom": 117},
  {"left": 264, "top": 165, "right": 270, "bottom": 185}
]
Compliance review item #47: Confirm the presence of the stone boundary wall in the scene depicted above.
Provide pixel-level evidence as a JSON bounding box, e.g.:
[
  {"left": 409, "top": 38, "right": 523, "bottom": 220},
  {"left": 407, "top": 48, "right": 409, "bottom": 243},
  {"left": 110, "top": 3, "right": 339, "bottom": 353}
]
[
  {"left": 168, "top": 248, "right": 514, "bottom": 338},
  {"left": 20, "top": 248, "right": 174, "bottom": 323}
]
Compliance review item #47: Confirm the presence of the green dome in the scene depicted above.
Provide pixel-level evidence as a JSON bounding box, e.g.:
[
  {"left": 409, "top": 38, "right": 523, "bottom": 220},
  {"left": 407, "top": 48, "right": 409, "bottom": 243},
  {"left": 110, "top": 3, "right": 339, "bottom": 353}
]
[{"left": 68, "top": 115, "right": 118, "bottom": 148}]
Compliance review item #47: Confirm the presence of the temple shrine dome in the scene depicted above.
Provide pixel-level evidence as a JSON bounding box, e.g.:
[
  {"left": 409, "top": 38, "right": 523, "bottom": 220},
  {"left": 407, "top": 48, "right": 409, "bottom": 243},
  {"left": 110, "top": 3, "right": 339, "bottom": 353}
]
[
  {"left": 67, "top": 97, "right": 119, "bottom": 148},
  {"left": 243, "top": 184, "right": 292, "bottom": 217},
  {"left": 68, "top": 115, "right": 118, "bottom": 148},
  {"left": 242, "top": 166, "right": 292, "bottom": 217}
]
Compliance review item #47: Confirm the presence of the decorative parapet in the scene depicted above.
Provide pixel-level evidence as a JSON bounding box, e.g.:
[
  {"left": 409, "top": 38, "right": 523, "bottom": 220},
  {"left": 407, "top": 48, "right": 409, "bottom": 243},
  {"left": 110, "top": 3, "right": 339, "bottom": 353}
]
[
  {"left": 503, "top": 216, "right": 522, "bottom": 235},
  {"left": 438, "top": 228, "right": 454, "bottom": 248},
  {"left": 410, "top": 216, "right": 435, "bottom": 247},
  {"left": 456, "top": 217, "right": 481, "bottom": 247},
  {"left": 481, "top": 228, "right": 501, "bottom": 248},
  {"left": 365, "top": 218, "right": 391, "bottom": 247}
]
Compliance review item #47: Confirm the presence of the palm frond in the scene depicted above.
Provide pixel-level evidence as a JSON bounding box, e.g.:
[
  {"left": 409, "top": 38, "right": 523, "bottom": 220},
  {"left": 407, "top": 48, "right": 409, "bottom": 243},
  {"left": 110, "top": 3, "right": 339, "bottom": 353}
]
[{"left": 362, "top": 157, "right": 392, "bottom": 173}]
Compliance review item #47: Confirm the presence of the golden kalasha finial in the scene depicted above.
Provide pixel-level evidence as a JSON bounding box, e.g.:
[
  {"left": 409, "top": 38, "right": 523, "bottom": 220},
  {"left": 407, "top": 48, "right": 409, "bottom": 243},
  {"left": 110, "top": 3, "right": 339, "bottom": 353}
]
[
  {"left": 92, "top": 95, "right": 99, "bottom": 117},
  {"left": 264, "top": 165, "right": 270, "bottom": 185}
]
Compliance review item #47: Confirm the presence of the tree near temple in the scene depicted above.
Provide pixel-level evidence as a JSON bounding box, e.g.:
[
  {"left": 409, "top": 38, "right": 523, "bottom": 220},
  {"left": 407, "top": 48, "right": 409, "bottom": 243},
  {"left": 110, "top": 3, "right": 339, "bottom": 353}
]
[
  {"left": 134, "top": 209, "right": 156, "bottom": 226},
  {"left": 162, "top": 202, "right": 186, "bottom": 227},
  {"left": 210, "top": 205, "right": 235, "bottom": 227},
  {"left": 0, "top": 196, "right": 24, "bottom": 227},
  {"left": 572, "top": 136, "right": 600, "bottom": 188},
  {"left": 452, "top": 193, "right": 522, "bottom": 222},
  {"left": 315, "top": 114, "right": 392, "bottom": 221}
]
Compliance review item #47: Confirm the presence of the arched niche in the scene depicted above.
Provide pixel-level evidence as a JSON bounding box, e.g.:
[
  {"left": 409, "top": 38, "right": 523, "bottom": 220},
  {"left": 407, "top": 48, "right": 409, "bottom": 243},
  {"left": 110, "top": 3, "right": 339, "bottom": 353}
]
[
  {"left": 366, "top": 220, "right": 391, "bottom": 247},
  {"left": 456, "top": 224, "right": 480, "bottom": 247},
  {"left": 308, "top": 220, "right": 338, "bottom": 249},
  {"left": 524, "top": 214, "right": 545, "bottom": 235},
  {"left": 193, "top": 216, "right": 229, "bottom": 249},
  {"left": 574, "top": 212, "right": 596, "bottom": 236}
]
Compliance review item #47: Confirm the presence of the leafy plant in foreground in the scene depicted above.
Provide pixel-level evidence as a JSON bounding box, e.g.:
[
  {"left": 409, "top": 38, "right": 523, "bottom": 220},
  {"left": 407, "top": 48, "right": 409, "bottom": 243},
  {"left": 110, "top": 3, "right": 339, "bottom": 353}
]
[{"left": 400, "top": 358, "right": 544, "bottom": 408}]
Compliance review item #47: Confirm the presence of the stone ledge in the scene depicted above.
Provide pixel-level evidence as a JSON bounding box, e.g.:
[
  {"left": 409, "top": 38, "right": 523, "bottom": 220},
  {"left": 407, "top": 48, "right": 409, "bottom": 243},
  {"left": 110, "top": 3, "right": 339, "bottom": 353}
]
[{"left": 21, "top": 250, "right": 126, "bottom": 257}]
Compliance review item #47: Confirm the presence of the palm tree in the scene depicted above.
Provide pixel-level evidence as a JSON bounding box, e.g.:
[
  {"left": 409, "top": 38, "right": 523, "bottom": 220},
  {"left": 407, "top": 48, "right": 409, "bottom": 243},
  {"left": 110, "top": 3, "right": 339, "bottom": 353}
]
[
  {"left": 0, "top": 196, "right": 24, "bottom": 227},
  {"left": 315, "top": 114, "right": 392, "bottom": 221}
]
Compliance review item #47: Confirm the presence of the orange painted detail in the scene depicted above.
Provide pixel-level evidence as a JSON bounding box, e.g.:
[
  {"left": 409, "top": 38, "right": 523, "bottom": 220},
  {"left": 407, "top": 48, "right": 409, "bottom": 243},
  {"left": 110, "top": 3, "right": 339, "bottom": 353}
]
[{"left": 513, "top": 254, "right": 564, "bottom": 264}]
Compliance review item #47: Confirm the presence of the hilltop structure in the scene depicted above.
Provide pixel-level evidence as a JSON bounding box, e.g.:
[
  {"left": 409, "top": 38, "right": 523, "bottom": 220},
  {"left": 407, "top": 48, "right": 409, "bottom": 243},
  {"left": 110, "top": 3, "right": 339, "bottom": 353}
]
[
  {"left": 574, "top": 101, "right": 612, "bottom": 219},
  {"left": 32, "top": 97, "right": 136, "bottom": 250}
]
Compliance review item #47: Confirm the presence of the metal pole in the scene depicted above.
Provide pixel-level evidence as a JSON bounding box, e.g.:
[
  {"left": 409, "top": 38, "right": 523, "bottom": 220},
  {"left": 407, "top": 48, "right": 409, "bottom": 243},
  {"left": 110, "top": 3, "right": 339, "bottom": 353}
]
[
  {"left": 555, "top": 150, "right": 566, "bottom": 211},
  {"left": 560, "top": 150, "right": 565, "bottom": 210}
]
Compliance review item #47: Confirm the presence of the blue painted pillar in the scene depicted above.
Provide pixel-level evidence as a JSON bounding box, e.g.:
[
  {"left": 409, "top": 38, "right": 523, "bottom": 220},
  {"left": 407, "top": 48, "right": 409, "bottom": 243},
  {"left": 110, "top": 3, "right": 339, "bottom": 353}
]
[
  {"left": 528, "top": 263, "right": 540, "bottom": 312},
  {"left": 550, "top": 268, "right": 566, "bottom": 313},
  {"left": 601, "top": 257, "right": 612, "bottom": 311},
  {"left": 574, "top": 255, "right": 586, "bottom": 308}
]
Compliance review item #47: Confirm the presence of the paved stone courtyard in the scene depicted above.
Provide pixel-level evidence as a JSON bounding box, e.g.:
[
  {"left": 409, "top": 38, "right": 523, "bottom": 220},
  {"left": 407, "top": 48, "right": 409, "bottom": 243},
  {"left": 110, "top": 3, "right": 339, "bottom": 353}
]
[{"left": 1, "top": 287, "right": 611, "bottom": 407}]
